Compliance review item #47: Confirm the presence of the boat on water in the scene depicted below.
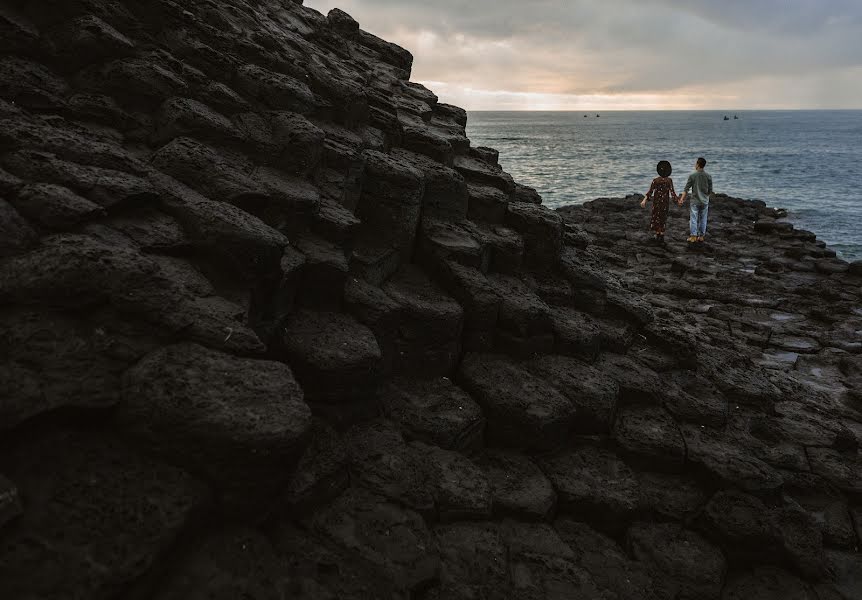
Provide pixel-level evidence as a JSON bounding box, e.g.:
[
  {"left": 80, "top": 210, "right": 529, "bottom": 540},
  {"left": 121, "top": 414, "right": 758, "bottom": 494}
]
[
  {"left": 723, "top": 115, "right": 730, "bottom": 120},
  {"left": 734, "top": 115, "right": 739, "bottom": 119}
]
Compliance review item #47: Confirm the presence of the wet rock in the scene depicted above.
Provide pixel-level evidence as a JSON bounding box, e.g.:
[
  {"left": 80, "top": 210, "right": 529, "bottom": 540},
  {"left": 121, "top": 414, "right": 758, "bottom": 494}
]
[
  {"left": 119, "top": 343, "right": 311, "bottom": 506},
  {"left": 477, "top": 450, "right": 557, "bottom": 520},
  {"left": 280, "top": 310, "right": 381, "bottom": 404},
  {"left": 10, "top": 183, "right": 105, "bottom": 230},
  {"left": 308, "top": 488, "right": 439, "bottom": 591},
  {"left": 0, "top": 432, "right": 207, "bottom": 600},
  {"left": 627, "top": 522, "right": 726, "bottom": 600},
  {"left": 525, "top": 354, "right": 619, "bottom": 434},
  {"left": 459, "top": 353, "right": 576, "bottom": 450},
  {"left": 380, "top": 377, "right": 484, "bottom": 451},
  {"left": 539, "top": 445, "right": 640, "bottom": 529}
]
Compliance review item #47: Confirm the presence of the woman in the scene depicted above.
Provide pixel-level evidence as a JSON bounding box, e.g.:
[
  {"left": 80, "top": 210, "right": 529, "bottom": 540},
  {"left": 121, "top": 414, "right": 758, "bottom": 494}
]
[{"left": 640, "top": 160, "right": 678, "bottom": 243}]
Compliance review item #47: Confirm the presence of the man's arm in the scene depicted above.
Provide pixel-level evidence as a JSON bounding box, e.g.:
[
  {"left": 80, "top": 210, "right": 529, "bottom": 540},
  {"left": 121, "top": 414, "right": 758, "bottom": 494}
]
[
  {"left": 684, "top": 174, "right": 694, "bottom": 193},
  {"left": 707, "top": 173, "right": 714, "bottom": 196}
]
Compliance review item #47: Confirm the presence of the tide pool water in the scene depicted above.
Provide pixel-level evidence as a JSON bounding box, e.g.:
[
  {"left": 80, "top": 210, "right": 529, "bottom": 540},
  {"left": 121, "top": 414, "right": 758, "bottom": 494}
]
[{"left": 466, "top": 110, "right": 862, "bottom": 260}]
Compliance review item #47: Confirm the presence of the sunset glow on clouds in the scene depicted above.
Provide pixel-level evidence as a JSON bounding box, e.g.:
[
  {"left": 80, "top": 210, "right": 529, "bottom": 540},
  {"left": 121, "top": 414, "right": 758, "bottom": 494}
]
[{"left": 304, "top": 0, "right": 862, "bottom": 110}]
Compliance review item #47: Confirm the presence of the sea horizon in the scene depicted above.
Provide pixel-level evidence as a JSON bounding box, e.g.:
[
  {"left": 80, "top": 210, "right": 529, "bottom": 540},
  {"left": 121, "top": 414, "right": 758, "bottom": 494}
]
[{"left": 466, "top": 109, "right": 862, "bottom": 260}]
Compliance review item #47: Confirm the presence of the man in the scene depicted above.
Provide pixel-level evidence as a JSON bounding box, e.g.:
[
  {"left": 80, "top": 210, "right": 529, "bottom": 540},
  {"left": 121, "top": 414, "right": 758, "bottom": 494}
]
[{"left": 678, "top": 157, "right": 713, "bottom": 243}]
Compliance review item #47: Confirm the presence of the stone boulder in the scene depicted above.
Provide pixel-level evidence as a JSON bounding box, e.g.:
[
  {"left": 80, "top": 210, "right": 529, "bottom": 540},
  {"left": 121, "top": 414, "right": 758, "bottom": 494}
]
[
  {"left": 119, "top": 343, "right": 311, "bottom": 507},
  {"left": 458, "top": 353, "right": 576, "bottom": 450}
]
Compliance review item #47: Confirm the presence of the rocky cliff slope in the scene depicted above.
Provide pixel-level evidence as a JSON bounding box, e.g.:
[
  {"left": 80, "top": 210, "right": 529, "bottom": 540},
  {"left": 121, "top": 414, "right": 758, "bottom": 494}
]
[{"left": 1, "top": 0, "right": 861, "bottom": 598}]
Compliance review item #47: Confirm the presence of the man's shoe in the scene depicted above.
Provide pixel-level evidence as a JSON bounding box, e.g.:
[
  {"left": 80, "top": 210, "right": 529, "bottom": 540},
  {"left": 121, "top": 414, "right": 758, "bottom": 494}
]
[
  {"left": 696, "top": 236, "right": 705, "bottom": 242},
  {"left": 687, "top": 236, "right": 698, "bottom": 243}
]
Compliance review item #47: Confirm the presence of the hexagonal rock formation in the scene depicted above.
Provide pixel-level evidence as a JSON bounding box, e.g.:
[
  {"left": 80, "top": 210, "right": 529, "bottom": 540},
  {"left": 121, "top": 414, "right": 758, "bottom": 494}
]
[
  {"left": 119, "top": 342, "right": 311, "bottom": 506},
  {"left": 458, "top": 353, "right": 577, "bottom": 450},
  {"left": 1, "top": 0, "right": 861, "bottom": 598},
  {"left": 279, "top": 309, "right": 382, "bottom": 404}
]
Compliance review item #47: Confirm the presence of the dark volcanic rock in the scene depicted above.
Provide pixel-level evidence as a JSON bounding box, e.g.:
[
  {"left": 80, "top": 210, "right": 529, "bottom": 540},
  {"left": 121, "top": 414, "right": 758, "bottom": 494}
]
[
  {"left": 613, "top": 405, "right": 686, "bottom": 468},
  {"left": 119, "top": 343, "right": 311, "bottom": 507},
  {"left": 280, "top": 310, "right": 381, "bottom": 404},
  {"left": 10, "top": 183, "right": 105, "bottom": 230},
  {"left": 357, "top": 149, "right": 424, "bottom": 262},
  {"left": 539, "top": 445, "right": 640, "bottom": 530},
  {"left": 1, "top": 0, "right": 859, "bottom": 595},
  {"left": 627, "top": 522, "right": 726, "bottom": 600},
  {"left": 458, "top": 353, "right": 576, "bottom": 450},
  {"left": 0, "top": 432, "right": 207, "bottom": 600},
  {"left": 380, "top": 376, "right": 485, "bottom": 451},
  {"left": 477, "top": 450, "right": 557, "bottom": 520},
  {"left": 0, "top": 474, "right": 22, "bottom": 528},
  {"left": 525, "top": 354, "right": 619, "bottom": 433},
  {"left": 383, "top": 267, "right": 464, "bottom": 376},
  {"left": 308, "top": 487, "right": 439, "bottom": 591},
  {"left": 151, "top": 528, "right": 284, "bottom": 600},
  {"left": 412, "top": 441, "right": 493, "bottom": 521}
]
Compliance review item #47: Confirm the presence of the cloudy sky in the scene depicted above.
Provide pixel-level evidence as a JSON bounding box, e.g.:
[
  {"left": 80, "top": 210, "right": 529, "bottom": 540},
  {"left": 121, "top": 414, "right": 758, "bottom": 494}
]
[{"left": 305, "top": 0, "right": 862, "bottom": 110}]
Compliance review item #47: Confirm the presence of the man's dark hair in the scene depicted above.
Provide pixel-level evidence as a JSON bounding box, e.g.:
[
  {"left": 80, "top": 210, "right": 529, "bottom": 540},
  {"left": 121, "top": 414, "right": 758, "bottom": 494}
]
[{"left": 697, "top": 157, "right": 707, "bottom": 168}]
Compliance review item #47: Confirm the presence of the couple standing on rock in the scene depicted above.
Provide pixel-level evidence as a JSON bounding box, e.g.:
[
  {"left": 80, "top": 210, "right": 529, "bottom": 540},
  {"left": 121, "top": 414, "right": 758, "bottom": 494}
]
[{"left": 640, "top": 157, "right": 713, "bottom": 244}]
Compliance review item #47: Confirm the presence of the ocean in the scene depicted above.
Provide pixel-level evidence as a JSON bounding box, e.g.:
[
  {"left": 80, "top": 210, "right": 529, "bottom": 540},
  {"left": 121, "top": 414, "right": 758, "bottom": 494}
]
[{"left": 465, "top": 110, "right": 862, "bottom": 260}]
